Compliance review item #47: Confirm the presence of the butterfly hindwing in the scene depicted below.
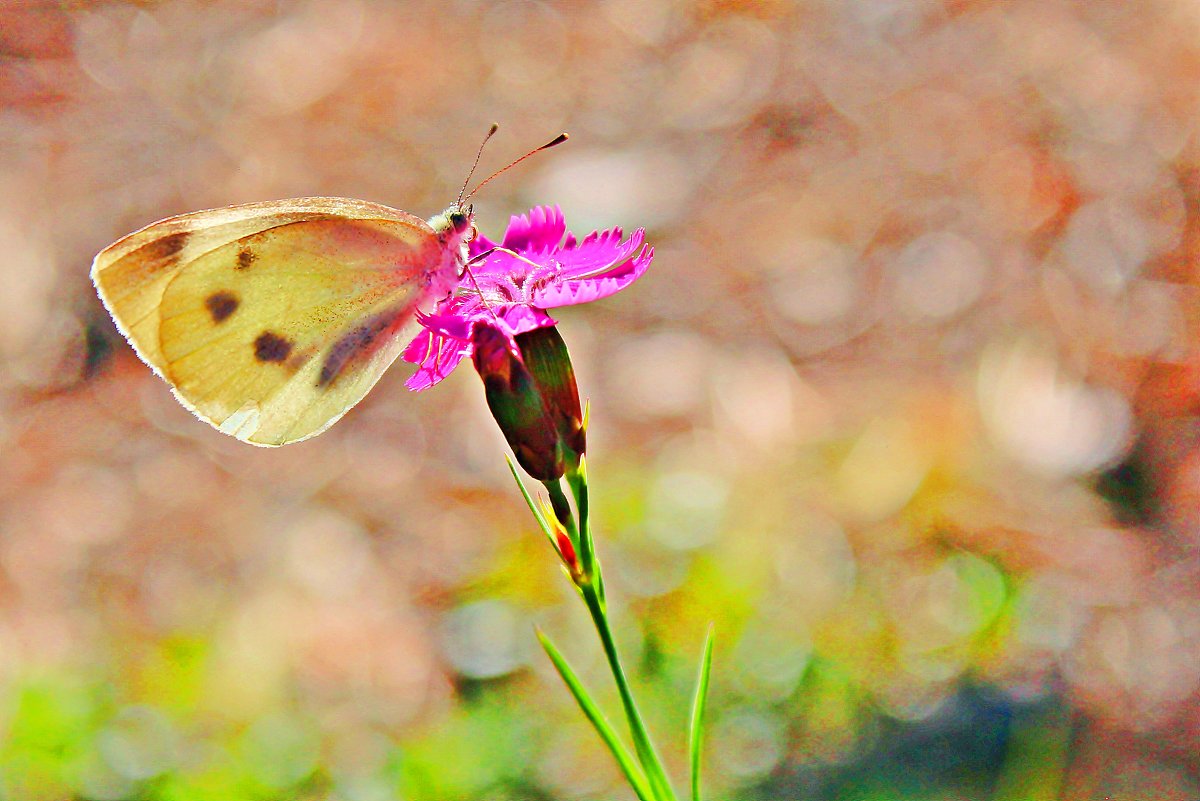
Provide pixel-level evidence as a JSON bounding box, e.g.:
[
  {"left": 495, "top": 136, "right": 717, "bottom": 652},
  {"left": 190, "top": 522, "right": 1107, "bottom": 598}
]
[{"left": 93, "top": 198, "right": 449, "bottom": 446}]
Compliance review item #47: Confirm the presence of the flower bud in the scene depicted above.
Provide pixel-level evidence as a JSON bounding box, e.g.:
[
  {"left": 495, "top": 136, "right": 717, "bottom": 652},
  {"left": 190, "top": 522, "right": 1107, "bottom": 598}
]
[
  {"left": 514, "top": 326, "right": 586, "bottom": 469},
  {"left": 472, "top": 323, "right": 565, "bottom": 481}
]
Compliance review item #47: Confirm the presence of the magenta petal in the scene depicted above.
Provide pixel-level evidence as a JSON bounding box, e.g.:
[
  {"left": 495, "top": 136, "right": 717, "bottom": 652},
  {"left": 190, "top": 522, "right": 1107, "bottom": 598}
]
[
  {"left": 551, "top": 228, "right": 645, "bottom": 278},
  {"left": 532, "top": 244, "right": 653, "bottom": 308},
  {"left": 470, "top": 232, "right": 500, "bottom": 257},
  {"left": 501, "top": 205, "right": 566, "bottom": 253},
  {"left": 468, "top": 248, "right": 527, "bottom": 279},
  {"left": 402, "top": 327, "right": 470, "bottom": 391},
  {"left": 403, "top": 205, "right": 652, "bottom": 391},
  {"left": 496, "top": 305, "right": 558, "bottom": 336},
  {"left": 415, "top": 305, "right": 475, "bottom": 340}
]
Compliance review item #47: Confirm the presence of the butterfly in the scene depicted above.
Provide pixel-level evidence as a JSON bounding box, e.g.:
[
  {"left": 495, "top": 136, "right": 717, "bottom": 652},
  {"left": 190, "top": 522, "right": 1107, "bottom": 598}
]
[{"left": 91, "top": 127, "right": 566, "bottom": 447}]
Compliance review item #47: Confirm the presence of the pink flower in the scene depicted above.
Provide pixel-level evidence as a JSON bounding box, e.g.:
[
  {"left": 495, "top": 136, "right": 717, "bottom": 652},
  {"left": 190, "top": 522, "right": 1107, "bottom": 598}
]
[{"left": 402, "top": 205, "right": 653, "bottom": 391}]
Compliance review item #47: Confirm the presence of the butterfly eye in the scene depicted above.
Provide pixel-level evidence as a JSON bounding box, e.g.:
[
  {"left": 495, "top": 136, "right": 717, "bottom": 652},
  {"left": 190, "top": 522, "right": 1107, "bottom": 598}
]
[{"left": 466, "top": 225, "right": 477, "bottom": 243}]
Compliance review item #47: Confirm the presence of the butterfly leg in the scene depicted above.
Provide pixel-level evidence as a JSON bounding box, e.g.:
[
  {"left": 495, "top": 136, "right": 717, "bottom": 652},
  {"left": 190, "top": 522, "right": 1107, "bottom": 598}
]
[
  {"left": 463, "top": 246, "right": 546, "bottom": 272},
  {"left": 460, "top": 246, "right": 549, "bottom": 324}
]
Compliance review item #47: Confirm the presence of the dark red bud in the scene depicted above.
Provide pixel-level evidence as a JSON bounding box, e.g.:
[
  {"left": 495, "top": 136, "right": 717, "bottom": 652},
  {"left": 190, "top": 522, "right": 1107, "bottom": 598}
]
[{"left": 472, "top": 323, "right": 564, "bottom": 481}]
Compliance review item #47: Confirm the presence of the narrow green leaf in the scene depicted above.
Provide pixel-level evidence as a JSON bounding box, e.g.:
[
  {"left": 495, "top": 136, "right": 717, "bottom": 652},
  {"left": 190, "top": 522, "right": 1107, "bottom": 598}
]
[
  {"left": 536, "top": 628, "right": 655, "bottom": 801},
  {"left": 505, "top": 453, "right": 555, "bottom": 548},
  {"left": 689, "top": 627, "right": 715, "bottom": 801}
]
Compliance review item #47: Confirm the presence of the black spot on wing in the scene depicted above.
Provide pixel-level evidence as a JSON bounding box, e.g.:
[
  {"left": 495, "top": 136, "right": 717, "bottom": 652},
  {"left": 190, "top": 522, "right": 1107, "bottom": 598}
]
[
  {"left": 205, "top": 291, "right": 239, "bottom": 323},
  {"left": 254, "top": 331, "right": 293, "bottom": 363},
  {"left": 236, "top": 248, "right": 256, "bottom": 269},
  {"left": 143, "top": 231, "right": 189, "bottom": 260},
  {"left": 317, "top": 310, "right": 402, "bottom": 387}
]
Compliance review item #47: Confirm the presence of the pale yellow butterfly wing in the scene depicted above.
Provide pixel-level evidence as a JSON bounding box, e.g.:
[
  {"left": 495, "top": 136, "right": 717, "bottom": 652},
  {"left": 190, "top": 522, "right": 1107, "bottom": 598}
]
[{"left": 92, "top": 198, "right": 451, "bottom": 446}]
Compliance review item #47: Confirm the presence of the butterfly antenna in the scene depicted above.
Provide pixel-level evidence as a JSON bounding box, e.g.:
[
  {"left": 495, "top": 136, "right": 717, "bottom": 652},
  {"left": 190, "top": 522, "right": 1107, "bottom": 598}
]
[
  {"left": 463, "top": 133, "right": 568, "bottom": 202},
  {"left": 458, "top": 123, "right": 501, "bottom": 208}
]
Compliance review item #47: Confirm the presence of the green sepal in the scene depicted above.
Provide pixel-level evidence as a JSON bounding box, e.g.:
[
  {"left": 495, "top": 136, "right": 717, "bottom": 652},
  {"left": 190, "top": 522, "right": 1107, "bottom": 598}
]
[
  {"left": 517, "top": 326, "right": 585, "bottom": 465},
  {"left": 567, "top": 456, "right": 602, "bottom": 602}
]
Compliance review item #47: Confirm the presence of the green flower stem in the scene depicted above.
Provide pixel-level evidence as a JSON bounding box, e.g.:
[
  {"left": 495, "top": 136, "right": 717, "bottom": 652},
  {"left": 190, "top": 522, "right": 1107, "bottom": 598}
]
[
  {"left": 580, "top": 582, "right": 677, "bottom": 801},
  {"left": 562, "top": 464, "right": 676, "bottom": 801},
  {"left": 523, "top": 463, "right": 677, "bottom": 801}
]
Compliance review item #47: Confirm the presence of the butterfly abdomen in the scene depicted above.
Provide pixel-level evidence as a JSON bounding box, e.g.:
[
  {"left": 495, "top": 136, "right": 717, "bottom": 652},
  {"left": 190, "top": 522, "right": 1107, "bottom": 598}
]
[{"left": 317, "top": 307, "right": 408, "bottom": 388}]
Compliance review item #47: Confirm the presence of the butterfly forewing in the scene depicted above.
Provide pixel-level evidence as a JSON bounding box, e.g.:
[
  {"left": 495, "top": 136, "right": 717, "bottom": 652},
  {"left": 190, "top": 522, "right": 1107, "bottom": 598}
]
[{"left": 93, "top": 198, "right": 450, "bottom": 446}]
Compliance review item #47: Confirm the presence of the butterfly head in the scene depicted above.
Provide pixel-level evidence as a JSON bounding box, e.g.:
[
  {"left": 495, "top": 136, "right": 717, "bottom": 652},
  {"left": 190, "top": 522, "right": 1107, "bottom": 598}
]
[
  {"left": 446, "top": 204, "right": 476, "bottom": 242},
  {"left": 429, "top": 203, "right": 477, "bottom": 245}
]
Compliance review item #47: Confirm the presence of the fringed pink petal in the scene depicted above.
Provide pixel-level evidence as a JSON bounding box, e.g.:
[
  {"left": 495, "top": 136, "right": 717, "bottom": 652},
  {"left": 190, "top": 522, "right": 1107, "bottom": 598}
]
[
  {"left": 532, "top": 245, "right": 653, "bottom": 308},
  {"left": 469, "top": 232, "right": 501, "bottom": 257},
  {"left": 548, "top": 228, "right": 645, "bottom": 281},
  {"left": 404, "top": 206, "right": 651, "bottom": 388},
  {"left": 468, "top": 249, "right": 527, "bottom": 279},
  {"left": 414, "top": 304, "right": 475, "bottom": 339},
  {"left": 501, "top": 205, "right": 566, "bottom": 254},
  {"left": 402, "top": 327, "right": 470, "bottom": 391},
  {"left": 495, "top": 305, "right": 558, "bottom": 337}
]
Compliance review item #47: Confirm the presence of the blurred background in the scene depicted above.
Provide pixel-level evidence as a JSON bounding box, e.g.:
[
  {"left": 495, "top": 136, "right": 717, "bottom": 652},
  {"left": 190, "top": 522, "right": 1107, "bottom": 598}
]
[{"left": 3, "top": 0, "right": 1200, "bottom": 799}]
